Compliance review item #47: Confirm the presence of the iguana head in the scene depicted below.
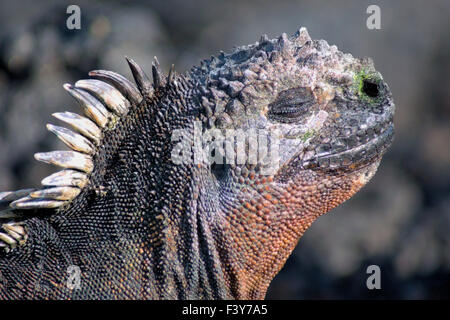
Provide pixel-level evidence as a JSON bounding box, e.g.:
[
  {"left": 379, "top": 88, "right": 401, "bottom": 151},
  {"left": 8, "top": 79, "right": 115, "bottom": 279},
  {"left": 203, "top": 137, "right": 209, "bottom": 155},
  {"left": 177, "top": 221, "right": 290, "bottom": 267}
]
[{"left": 190, "top": 28, "right": 395, "bottom": 297}]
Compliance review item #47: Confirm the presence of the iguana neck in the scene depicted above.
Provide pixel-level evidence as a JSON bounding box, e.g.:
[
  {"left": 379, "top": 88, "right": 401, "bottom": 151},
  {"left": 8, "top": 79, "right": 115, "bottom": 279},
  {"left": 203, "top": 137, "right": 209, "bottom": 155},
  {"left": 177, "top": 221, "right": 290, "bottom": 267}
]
[
  {"left": 51, "top": 80, "right": 237, "bottom": 299},
  {"left": 193, "top": 162, "right": 380, "bottom": 299},
  {"left": 70, "top": 81, "right": 291, "bottom": 299}
]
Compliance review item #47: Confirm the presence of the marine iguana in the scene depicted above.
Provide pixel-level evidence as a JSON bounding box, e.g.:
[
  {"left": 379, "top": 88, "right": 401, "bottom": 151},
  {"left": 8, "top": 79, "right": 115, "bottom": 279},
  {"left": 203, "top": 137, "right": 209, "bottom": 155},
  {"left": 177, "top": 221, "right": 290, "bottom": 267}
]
[{"left": 0, "top": 28, "right": 394, "bottom": 299}]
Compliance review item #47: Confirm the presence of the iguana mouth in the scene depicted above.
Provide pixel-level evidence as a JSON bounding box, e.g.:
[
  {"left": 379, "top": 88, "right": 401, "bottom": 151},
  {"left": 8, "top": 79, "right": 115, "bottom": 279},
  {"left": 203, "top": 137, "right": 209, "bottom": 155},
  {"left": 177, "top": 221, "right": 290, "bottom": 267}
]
[{"left": 303, "top": 123, "right": 394, "bottom": 171}]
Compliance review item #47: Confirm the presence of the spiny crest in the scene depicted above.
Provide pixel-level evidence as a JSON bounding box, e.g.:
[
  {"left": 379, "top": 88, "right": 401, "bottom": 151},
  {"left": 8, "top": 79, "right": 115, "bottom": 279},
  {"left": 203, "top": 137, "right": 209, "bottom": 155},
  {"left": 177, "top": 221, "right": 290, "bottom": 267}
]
[{"left": 0, "top": 57, "right": 174, "bottom": 252}]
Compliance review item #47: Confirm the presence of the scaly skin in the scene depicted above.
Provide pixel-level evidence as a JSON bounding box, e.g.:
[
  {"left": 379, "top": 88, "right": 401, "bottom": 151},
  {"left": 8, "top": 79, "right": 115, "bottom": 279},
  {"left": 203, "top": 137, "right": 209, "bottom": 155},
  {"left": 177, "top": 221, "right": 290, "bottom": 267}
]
[{"left": 0, "top": 28, "right": 394, "bottom": 299}]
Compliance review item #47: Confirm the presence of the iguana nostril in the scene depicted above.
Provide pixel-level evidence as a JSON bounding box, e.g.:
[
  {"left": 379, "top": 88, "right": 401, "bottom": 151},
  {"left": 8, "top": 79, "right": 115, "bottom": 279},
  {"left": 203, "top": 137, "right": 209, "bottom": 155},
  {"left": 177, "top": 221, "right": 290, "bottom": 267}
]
[{"left": 362, "top": 80, "right": 379, "bottom": 97}]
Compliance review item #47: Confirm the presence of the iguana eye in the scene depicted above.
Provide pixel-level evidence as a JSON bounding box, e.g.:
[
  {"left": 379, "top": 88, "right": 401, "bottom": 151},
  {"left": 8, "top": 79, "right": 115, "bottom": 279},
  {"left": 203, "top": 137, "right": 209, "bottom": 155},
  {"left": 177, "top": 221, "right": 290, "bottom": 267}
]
[
  {"left": 362, "top": 79, "right": 379, "bottom": 97},
  {"left": 268, "top": 87, "right": 314, "bottom": 123}
]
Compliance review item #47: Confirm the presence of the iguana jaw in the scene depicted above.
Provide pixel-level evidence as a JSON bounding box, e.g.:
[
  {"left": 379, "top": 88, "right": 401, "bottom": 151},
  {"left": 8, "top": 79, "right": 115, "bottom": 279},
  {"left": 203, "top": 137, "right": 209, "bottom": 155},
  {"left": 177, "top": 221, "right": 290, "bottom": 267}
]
[
  {"left": 303, "top": 123, "right": 394, "bottom": 171},
  {"left": 213, "top": 159, "right": 383, "bottom": 299}
]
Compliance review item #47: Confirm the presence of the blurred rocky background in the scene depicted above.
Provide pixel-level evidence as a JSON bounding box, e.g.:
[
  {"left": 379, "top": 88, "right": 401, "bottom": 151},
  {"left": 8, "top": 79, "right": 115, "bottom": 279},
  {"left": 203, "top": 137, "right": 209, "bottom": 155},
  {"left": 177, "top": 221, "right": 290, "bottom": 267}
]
[{"left": 0, "top": 0, "right": 448, "bottom": 299}]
